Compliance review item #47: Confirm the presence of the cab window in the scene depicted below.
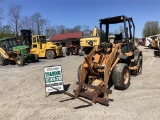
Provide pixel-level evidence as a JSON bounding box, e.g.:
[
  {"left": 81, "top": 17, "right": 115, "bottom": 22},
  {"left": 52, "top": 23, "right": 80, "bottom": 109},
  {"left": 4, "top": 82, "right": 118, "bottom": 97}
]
[
  {"left": 40, "top": 36, "right": 46, "bottom": 43},
  {"left": 33, "top": 37, "right": 36, "bottom": 43}
]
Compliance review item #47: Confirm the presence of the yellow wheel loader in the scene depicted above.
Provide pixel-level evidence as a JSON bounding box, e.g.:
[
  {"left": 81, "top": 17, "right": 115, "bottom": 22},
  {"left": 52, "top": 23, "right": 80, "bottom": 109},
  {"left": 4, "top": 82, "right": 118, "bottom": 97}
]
[
  {"left": 30, "top": 35, "right": 63, "bottom": 59},
  {"left": 72, "top": 15, "right": 143, "bottom": 106},
  {"left": 20, "top": 30, "right": 63, "bottom": 59}
]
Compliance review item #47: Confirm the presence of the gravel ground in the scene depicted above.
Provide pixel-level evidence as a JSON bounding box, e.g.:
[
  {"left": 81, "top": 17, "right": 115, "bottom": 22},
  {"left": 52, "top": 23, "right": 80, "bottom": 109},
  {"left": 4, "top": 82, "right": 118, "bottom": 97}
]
[{"left": 0, "top": 46, "right": 160, "bottom": 120}]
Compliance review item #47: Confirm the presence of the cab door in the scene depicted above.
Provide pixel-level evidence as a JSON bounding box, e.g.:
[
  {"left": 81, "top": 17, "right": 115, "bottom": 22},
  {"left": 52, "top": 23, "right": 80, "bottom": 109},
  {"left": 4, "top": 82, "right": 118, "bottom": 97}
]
[{"left": 30, "top": 36, "right": 40, "bottom": 55}]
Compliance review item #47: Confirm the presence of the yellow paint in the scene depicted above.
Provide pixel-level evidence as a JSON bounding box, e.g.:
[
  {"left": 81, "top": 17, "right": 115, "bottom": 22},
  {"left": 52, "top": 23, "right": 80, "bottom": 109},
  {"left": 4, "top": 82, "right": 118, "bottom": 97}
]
[
  {"left": 30, "top": 35, "right": 63, "bottom": 58},
  {"left": 80, "top": 37, "right": 100, "bottom": 47},
  {"left": 0, "top": 48, "right": 9, "bottom": 59}
]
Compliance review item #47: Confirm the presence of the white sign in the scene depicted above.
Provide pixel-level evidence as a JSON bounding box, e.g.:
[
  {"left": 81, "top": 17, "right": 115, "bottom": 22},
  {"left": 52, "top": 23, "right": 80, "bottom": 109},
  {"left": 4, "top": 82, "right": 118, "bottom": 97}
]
[{"left": 44, "top": 65, "right": 64, "bottom": 93}]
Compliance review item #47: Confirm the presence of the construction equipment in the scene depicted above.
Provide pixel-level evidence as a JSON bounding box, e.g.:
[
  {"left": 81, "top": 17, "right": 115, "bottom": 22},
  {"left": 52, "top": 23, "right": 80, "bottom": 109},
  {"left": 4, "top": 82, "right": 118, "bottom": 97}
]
[
  {"left": 79, "top": 26, "right": 100, "bottom": 56},
  {"left": 0, "top": 37, "right": 39, "bottom": 66},
  {"left": 79, "top": 26, "right": 109, "bottom": 56},
  {"left": 72, "top": 15, "right": 143, "bottom": 105},
  {"left": 20, "top": 30, "right": 63, "bottom": 59},
  {"left": 145, "top": 35, "right": 160, "bottom": 49},
  {"left": 154, "top": 35, "right": 160, "bottom": 56},
  {"left": 66, "top": 41, "right": 80, "bottom": 56}
]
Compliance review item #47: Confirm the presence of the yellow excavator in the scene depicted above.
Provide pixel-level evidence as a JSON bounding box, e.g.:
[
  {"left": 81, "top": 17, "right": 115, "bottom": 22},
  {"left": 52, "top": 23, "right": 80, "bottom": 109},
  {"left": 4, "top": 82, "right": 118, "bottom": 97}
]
[
  {"left": 79, "top": 26, "right": 100, "bottom": 55},
  {"left": 79, "top": 26, "right": 114, "bottom": 56}
]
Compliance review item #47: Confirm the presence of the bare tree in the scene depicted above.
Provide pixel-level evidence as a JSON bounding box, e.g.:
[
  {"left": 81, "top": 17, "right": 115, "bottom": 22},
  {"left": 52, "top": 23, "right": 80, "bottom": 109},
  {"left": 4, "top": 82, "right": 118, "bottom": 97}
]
[
  {"left": 8, "top": 4, "right": 21, "bottom": 37},
  {"left": 45, "top": 26, "right": 57, "bottom": 38},
  {"left": 31, "top": 13, "right": 47, "bottom": 35},
  {"left": 81, "top": 25, "right": 90, "bottom": 32},
  {"left": 142, "top": 21, "right": 160, "bottom": 37},
  {"left": 55, "top": 25, "right": 65, "bottom": 34},
  {"left": 20, "top": 16, "right": 32, "bottom": 30}
]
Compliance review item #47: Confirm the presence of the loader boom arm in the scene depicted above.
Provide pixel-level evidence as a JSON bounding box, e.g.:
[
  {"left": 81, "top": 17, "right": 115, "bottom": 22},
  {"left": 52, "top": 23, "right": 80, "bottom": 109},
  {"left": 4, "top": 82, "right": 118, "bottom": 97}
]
[
  {"left": 0, "top": 48, "right": 9, "bottom": 59},
  {"left": 104, "top": 44, "right": 120, "bottom": 85}
]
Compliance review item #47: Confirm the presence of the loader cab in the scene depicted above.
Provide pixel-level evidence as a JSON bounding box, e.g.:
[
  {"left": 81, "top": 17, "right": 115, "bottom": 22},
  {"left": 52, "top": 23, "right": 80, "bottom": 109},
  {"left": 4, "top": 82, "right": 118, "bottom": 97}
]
[
  {"left": 99, "top": 15, "right": 135, "bottom": 53},
  {"left": 32, "top": 35, "right": 46, "bottom": 49}
]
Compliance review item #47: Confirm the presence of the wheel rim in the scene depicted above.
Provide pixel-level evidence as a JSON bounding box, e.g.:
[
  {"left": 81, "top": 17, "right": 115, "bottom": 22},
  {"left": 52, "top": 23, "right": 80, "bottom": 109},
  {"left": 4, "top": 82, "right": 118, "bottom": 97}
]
[
  {"left": 124, "top": 69, "right": 129, "bottom": 84},
  {"left": 17, "top": 59, "right": 22, "bottom": 64},
  {"left": 48, "top": 52, "right": 53, "bottom": 59}
]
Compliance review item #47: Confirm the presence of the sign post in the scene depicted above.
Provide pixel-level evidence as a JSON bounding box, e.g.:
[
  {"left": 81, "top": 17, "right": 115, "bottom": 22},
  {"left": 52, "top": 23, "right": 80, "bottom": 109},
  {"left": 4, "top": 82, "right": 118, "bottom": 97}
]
[{"left": 44, "top": 65, "right": 64, "bottom": 96}]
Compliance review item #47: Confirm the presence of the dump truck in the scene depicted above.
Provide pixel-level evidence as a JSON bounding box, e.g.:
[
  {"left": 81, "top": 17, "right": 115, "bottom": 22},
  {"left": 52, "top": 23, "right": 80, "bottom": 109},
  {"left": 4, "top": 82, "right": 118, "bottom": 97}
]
[
  {"left": 0, "top": 37, "right": 39, "bottom": 66},
  {"left": 71, "top": 15, "right": 143, "bottom": 106},
  {"left": 20, "top": 30, "right": 63, "bottom": 59}
]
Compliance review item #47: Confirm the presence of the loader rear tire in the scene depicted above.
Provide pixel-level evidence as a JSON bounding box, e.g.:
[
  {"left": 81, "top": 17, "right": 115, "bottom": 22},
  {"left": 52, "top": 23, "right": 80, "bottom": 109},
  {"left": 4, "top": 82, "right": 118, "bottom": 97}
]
[
  {"left": 46, "top": 50, "right": 55, "bottom": 59},
  {"left": 112, "top": 63, "right": 130, "bottom": 90},
  {"left": 131, "top": 56, "right": 142, "bottom": 75}
]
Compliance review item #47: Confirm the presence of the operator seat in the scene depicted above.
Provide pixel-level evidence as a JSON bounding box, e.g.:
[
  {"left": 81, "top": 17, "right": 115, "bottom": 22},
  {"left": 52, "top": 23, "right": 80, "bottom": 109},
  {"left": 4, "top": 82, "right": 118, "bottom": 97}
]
[{"left": 114, "top": 33, "right": 123, "bottom": 43}]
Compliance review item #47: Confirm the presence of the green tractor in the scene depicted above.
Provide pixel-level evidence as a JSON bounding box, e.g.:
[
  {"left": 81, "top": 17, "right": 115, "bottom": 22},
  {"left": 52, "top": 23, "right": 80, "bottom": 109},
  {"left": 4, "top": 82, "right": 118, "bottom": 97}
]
[{"left": 0, "top": 37, "right": 39, "bottom": 66}]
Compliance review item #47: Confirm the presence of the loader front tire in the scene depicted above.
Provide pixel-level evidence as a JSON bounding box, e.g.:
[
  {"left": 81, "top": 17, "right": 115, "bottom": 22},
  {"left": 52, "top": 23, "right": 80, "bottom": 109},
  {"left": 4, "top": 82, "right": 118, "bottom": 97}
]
[
  {"left": 77, "top": 64, "right": 82, "bottom": 82},
  {"left": 46, "top": 50, "right": 55, "bottom": 59},
  {"left": 74, "top": 64, "right": 82, "bottom": 87},
  {"left": 112, "top": 63, "right": 130, "bottom": 90}
]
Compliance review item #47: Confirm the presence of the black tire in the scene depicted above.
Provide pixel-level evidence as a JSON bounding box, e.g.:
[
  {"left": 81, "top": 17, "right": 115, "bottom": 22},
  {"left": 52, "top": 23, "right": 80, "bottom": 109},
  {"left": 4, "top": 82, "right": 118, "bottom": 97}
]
[
  {"left": 71, "top": 48, "right": 74, "bottom": 55},
  {"left": 66, "top": 49, "right": 70, "bottom": 56},
  {"left": 10, "top": 61, "right": 16, "bottom": 65},
  {"left": 32, "top": 54, "right": 39, "bottom": 62},
  {"left": 131, "top": 56, "right": 142, "bottom": 75},
  {"left": 77, "top": 64, "right": 82, "bottom": 82},
  {"left": 112, "top": 63, "right": 130, "bottom": 90},
  {"left": 16, "top": 56, "right": 25, "bottom": 66},
  {"left": 154, "top": 50, "right": 160, "bottom": 57},
  {"left": 74, "top": 64, "right": 82, "bottom": 87},
  {"left": 78, "top": 49, "right": 85, "bottom": 56},
  {"left": 0, "top": 56, "right": 6, "bottom": 66},
  {"left": 75, "top": 47, "right": 79, "bottom": 55},
  {"left": 46, "top": 50, "right": 55, "bottom": 59},
  {"left": 137, "top": 57, "right": 142, "bottom": 75}
]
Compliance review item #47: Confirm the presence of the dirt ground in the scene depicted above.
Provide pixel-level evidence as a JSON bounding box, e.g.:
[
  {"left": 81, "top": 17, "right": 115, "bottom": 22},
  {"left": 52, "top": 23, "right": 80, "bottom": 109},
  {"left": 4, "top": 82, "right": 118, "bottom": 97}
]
[{"left": 0, "top": 46, "right": 160, "bottom": 120}]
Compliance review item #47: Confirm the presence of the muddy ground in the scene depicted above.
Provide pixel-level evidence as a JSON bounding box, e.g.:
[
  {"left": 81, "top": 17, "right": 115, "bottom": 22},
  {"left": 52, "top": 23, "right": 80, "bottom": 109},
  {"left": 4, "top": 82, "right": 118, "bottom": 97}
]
[{"left": 0, "top": 46, "right": 160, "bottom": 120}]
